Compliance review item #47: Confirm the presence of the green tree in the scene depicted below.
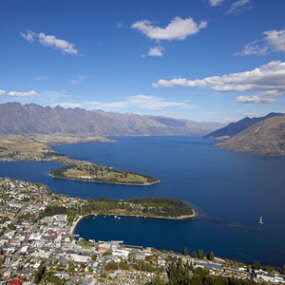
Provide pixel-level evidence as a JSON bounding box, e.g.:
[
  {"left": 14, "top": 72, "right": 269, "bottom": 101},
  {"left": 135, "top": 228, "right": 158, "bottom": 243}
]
[
  {"left": 282, "top": 264, "right": 285, "bottom": 275},
  {"left": 119, "top": 260, "right": 129, "bottom": 270},
  {"left": 208, "top": 251, "right": 215, "bottom": 261},
  {"left": 198, "top": 249, "right": 204, "bottom": 259},
  {"left": 191, "top": 251, "right": 197, "bottom": 258},
  {"left": 253, "top": 260, "right": 261, "bottom": 270},
  {"left": 34, "top": 262, "right": 46, "bottom": 284},
  {"left": 105, "top": 261, "right": 118, "bottom": 271},
  {"left": 183, "top": 247, "right": 188, "bottom": 256}
]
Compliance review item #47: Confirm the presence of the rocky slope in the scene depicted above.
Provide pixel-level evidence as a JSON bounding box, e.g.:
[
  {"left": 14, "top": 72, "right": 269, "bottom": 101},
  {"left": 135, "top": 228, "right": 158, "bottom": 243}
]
[{"left": 217, "top": 115, "right": 285, "bottom": 155}]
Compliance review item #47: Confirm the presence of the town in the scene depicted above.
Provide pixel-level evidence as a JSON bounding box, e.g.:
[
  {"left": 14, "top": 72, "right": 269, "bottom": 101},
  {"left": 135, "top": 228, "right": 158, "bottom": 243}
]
[{"left": 0, "top": 178, "right": 284, "bottom": 285}]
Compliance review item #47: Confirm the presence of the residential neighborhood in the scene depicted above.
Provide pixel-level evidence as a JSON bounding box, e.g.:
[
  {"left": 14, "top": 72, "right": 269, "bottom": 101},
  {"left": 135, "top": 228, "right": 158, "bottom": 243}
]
[{"left": 0, "top": 178, "right": 284, "bottom": 285}]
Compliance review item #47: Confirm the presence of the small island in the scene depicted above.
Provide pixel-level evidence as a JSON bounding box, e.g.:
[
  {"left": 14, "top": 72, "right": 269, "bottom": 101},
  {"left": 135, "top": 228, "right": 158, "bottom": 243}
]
[
  {"left": 50, "top": 163, "right": 159, "bottom": 185},
  {"left": 0, "top": 135, "right": 159, "bottom": 186}
]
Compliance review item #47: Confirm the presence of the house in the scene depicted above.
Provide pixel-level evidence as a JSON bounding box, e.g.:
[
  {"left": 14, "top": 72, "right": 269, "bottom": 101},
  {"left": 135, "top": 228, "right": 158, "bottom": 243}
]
[{"left": 8, "top": 278, "right": 23, "bottom": 285}]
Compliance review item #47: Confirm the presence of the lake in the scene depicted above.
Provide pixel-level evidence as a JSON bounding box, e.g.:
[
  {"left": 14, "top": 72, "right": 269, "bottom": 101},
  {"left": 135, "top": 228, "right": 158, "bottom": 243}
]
[{"left": 0, "top": 136, "right": 284, "bottom": 265}]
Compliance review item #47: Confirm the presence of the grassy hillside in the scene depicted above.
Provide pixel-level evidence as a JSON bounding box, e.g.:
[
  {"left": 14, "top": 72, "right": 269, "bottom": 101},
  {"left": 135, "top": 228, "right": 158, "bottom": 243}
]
[
  {"left": 217, "top": 115, "right": 285, "bottom": 155},
  {"left": 0, "top": 135, "right": 68, "bottom": 162}
]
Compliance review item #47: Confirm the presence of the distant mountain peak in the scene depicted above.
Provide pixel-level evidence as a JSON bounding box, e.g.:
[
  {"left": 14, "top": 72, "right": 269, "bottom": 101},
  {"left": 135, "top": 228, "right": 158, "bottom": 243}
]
[{"left": 0, "top": 102, "right": 224, "bottom": 137}]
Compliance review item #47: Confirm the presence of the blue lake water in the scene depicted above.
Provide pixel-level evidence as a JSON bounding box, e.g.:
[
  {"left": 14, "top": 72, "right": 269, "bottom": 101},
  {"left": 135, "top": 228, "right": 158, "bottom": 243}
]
[{"left": 0, "top": 136, "right": 284, "bottom": 265}]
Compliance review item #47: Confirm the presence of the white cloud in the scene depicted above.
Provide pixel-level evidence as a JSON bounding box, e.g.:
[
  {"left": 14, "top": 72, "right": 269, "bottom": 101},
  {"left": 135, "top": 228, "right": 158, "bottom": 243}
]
[
  {"left": 153, "top": 61, "right": 285, "bottom": 104},
  {"left": 8, "top": 90, "right": 38, "bottom": 97},
  {"left": 234, "top": 41, "right": 268, "bottom": 56},
  {"left": 153, "top": 61, "right": 285, "bottom": 92},
  {"left": 241, "top": 112, "right": 260, "bottom": 117},
  {"left": 209, "top": 0, "right": 225, "bottom": 7},
  {"left": 117, "top": 22, "right": 123, "bottom": 28},
  {"left": 53, "top": 102, "right": 82, "bottom": 109},
  {"left": 236, "top": 94, "right": 279, "bottom": 104},
  {"left": 54, "top": 95, "right": 197, "bottom": 112},
  {"left": 264, "top": 29, "right": 285, "bottom": 52},
  {"left": 0, "top": 89, "right": 6, "bottom": 95},
  {"left": 68, "top": 75, "right": 90, "bottom": 85},
  {"left": 90, "top": 95, "right": 196, "bottom": 111},
  {"left": 148, "top": 46, "right": 163, "bottom": 57},
  {"left": 19, "top": 31, "right": 34, "bottom": 42},
  {"left": 20, "top": 31, "right": 78, "bottom": 55},
  {"left": 235, "top": 28, "right": 285, "bottom": 56},
  {"left": 227, "top": 0, "right": 251, "bottom": 14},
  {"left": 132, "top": 17, "right": 207, "bottom": 41}
]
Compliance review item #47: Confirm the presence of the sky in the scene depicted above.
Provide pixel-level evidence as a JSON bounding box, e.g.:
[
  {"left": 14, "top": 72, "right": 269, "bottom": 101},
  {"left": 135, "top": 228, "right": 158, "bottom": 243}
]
[{"left": 0, "top": 0, "right": 285, "bottom": 122}]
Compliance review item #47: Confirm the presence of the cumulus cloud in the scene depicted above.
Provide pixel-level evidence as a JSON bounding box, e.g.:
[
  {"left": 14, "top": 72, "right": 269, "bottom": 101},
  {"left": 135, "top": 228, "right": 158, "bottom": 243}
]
[
  {"left": 209, "top": 0, "right": 225, "bottom": 7},
  {"left": 20, "top": 30, "right": 78, "bottom": 55},
  {"left": 235, "top": 92, "right": 280, "bottom": 104},
  {"left": 0, "top": 89, "right": 6, "bottom": 95},
  {"left": 148, "top": 46, "right": 163, "bottom": 57},
  {"left": 153, "top": 61, "right": 285, "bottom": 104},
  {"left": 153, "top": 61, "right": 285, "bottom": 91},
  {"left": 235, "top": 28, "right": 285, "bottom": 56},
  {"left": 132, "top": 17, "right": 207, "bottom": 41},
  {"left": 264, "top": 29, "right": 285, "bottom": 52},
  {"left": 227, "top": 0, "right": 251, "bottom": 14},
  {"left": 8, "top": 90, "right": 38, "bottom": 97}
]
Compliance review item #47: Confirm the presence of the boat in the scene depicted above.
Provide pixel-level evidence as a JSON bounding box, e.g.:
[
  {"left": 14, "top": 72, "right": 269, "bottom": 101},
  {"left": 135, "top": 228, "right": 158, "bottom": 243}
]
[
  {"left": 114, "top": 215, "right": 118, "bottom": 219},
  {"left": 259, "top": 216, "right": 264, "bottom": 225}
]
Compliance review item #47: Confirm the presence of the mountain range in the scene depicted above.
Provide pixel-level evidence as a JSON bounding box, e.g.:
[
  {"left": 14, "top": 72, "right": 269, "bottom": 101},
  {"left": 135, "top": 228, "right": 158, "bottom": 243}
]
[
  {"left": 0, "top": 103, "right": 224, "bottom": 137},
  {"left": 217, "top": 114, "right": 285, "bottom": 156},
  {"left": 205, "top": 112, "right": 284, "bottom": 140}
]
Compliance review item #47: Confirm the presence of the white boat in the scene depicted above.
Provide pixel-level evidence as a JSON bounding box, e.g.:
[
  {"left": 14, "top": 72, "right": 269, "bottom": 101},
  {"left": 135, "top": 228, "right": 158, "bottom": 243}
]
[{"left": 259, "top": 216, "right": 264, "bottom": 225}]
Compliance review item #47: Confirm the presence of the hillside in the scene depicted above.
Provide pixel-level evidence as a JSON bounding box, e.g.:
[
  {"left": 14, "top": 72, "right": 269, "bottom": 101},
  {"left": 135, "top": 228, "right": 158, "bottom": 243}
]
[
  {"left": 205, "top": 112, "right": 283, "bottom": 140},
  {"left": 0, "top": 135, "right": 70, "bottom": 162},
  {"left": 217, "top": 115, "right": 285, "bottom": 155},
  {"left": 0, "top": 103, "right": 223, "bottom": 136}
]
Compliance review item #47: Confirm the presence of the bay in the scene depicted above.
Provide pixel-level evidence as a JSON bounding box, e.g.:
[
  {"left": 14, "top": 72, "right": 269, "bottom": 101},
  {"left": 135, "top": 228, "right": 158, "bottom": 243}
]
[{"left": 0, "top": 136, "right": 284, "bottom": 265}]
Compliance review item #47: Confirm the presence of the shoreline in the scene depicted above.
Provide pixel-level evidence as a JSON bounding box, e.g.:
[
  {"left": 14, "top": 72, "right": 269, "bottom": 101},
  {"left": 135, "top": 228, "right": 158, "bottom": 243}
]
[
  {"left": 69, "top": 215, "right": 84, "bottom": 236},
  {"left": 70, "top": 210, "right": 197, "bottom": 235},
  {"left": 49, "top": 173, "right": 160, "bottom": 186}
]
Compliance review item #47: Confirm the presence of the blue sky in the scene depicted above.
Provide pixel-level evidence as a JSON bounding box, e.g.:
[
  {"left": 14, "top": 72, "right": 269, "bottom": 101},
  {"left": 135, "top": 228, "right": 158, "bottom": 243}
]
[{"left": 0, "top": 0, "right": 285, "bottom": 122}]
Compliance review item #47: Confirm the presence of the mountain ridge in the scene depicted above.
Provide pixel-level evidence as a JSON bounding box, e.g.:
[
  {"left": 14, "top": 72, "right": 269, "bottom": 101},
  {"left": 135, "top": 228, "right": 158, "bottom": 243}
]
[
  {"left": 217, "top": 114, "right": 285, "bottom": 156},
  {"left": 205, "top": 112, "right": 283, "bottom": 140},
  {"left": 0, "top": 102, "right": 224, "bottom": 136}
]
